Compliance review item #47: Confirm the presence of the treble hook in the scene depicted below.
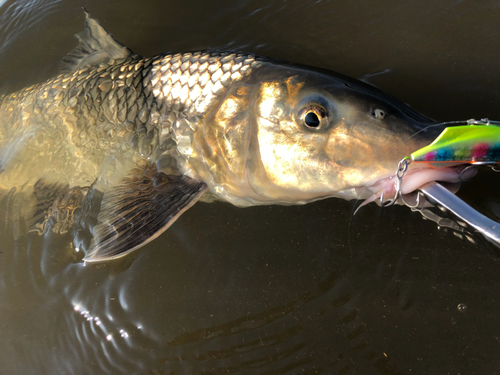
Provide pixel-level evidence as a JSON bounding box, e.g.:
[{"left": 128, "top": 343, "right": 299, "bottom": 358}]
[
  {"left": 400, "top": 190, "right": 424, "bottom": 209},
  {"left": 382, "top": 157, "right": 411, "bottom": 207}
]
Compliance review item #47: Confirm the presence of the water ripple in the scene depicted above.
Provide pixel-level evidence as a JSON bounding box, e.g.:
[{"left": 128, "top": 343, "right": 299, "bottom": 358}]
[{"left": 0, "top": 0, "right": 61, "bottom": 59}]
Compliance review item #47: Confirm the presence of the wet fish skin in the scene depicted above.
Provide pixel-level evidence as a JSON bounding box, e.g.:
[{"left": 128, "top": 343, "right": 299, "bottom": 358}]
[
  {"left": 0, "top": 51, "right": 262, "bottom": 189},
  {"left": 0, "top": 13, "right": 438, "bottom": 262},
  {"left": 190, "top": 63, "right": 436, "bottom": 207}
]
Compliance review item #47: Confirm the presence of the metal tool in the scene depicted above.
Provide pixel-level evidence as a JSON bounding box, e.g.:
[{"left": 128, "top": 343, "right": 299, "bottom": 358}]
[{"left": 419, "top": 181, "right": 500, "bottom": 247}]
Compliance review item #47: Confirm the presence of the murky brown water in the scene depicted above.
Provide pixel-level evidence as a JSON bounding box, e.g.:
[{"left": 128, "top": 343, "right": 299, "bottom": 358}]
[{"left": 2, "top": 0, "right": 500, "bottom": 373}]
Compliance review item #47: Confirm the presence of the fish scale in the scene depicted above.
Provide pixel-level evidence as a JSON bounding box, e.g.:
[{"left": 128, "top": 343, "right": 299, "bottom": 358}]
[
  {"left": 0, "top": 50, "right": 259, "bottom": 186},
  {"left": 0, "top": 12, "right": 448, "bottom": 261},
  {"left": 150, "top": 51, "right": 260, "bottom": 117},
  {"left": 0, "top": 13, "right": 265, "bottom": 252}
]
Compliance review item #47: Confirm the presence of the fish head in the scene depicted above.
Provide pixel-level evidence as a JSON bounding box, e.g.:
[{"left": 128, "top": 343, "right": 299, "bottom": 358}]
[{"left": 194, "top": 63, "right": 458, "bottom": 206}]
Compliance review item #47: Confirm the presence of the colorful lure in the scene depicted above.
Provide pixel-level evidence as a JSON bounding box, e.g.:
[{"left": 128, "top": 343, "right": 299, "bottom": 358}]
[
  {"left": 410, "top": 119, "right": 500, "bottom": 168},
  {"left": 382, "top": 119, "right": 500, "bottom": 208}
]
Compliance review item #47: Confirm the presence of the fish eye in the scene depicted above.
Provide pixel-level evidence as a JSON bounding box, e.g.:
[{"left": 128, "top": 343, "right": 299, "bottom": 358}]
[
  {"left": 299, "top": 104, "right": 328, "bottom": 129},
  {"left": 372, "top": 108, "right": 386, "bottom": 120}
]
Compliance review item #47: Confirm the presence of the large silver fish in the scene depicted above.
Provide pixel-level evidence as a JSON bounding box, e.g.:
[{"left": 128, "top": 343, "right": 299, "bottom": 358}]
[{"left": 0, "top": 13, "right": 462, "bottom": 262}]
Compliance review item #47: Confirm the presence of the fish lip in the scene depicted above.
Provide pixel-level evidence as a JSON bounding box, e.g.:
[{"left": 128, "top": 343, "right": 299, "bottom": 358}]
[{"left": 351, "top": 163, "right": 470, "bottom": 202}]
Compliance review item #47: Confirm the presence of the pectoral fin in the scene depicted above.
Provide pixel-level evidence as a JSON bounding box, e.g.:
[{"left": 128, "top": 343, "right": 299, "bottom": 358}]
[{"left": 81, "top": 167, "right": 206, "bottom": 262}]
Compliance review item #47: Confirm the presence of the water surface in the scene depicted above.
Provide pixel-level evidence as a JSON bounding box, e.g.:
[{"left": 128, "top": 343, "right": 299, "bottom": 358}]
[{"left": 1, "top": 0, "right": 500, "bottom": 373}]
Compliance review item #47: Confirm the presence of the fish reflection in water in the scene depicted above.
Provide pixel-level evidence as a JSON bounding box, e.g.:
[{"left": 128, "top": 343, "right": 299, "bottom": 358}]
[{"left": 0, "top": 11, "right": 461, "bottom": 263}]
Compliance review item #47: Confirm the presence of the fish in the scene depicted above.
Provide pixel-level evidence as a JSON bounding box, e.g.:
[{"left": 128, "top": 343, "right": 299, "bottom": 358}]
[{"left": 0, "top": 12, "right": 464, "bottom": 262}]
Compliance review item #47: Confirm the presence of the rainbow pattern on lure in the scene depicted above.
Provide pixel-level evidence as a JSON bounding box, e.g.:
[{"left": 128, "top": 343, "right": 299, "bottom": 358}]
[
  {"left": 379, "top": 119, "right": 500, "bottom": 208},
  {"left": 410, "top": 119, "right": 500, "bottom": 168}
]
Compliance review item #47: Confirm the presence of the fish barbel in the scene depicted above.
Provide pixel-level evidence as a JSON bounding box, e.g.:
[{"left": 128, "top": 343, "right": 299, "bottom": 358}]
[{"left": 0, "top": 12, "right": 462, "bottom": 262}]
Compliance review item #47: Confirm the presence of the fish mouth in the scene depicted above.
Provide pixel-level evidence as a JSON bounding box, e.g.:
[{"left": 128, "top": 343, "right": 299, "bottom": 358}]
[{"left": 354, "top": 163, "right": 477, "bottom": 209}]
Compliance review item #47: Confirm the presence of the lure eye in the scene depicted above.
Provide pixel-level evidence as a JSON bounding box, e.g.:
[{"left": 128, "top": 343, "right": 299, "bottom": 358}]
[
  {"left": 372, "top": 108, "right": 386, "bottom": 120},
  {"left": 299, "top": 104, "right": 328, "bottom": 129}
]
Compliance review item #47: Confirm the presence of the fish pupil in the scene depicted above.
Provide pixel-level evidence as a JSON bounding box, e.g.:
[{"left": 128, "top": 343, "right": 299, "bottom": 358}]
[{"left": 304, "top": 112, "right": 320, "bottom": 127}]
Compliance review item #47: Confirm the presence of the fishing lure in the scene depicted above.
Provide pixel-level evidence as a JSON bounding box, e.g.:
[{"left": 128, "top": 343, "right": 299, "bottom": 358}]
[
  {"left": 384, "top": 118, "right": 500, "bottom": 207},
  {"left": 410, "top": 118, "right": 500, "bottom": 168}
]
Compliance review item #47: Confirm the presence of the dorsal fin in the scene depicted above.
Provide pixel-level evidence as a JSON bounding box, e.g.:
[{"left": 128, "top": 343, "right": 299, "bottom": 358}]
[{"left": 59, "top": 10, "right": 137, "bottom": 74}]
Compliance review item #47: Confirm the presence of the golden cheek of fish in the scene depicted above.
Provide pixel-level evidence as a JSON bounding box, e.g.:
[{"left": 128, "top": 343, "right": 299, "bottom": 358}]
[
  {"left": 0, "top": 12, "right": 456, "bottom": 262},
  {"left": 192, "top": 67, "right": 439, "bottom": 207}
]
